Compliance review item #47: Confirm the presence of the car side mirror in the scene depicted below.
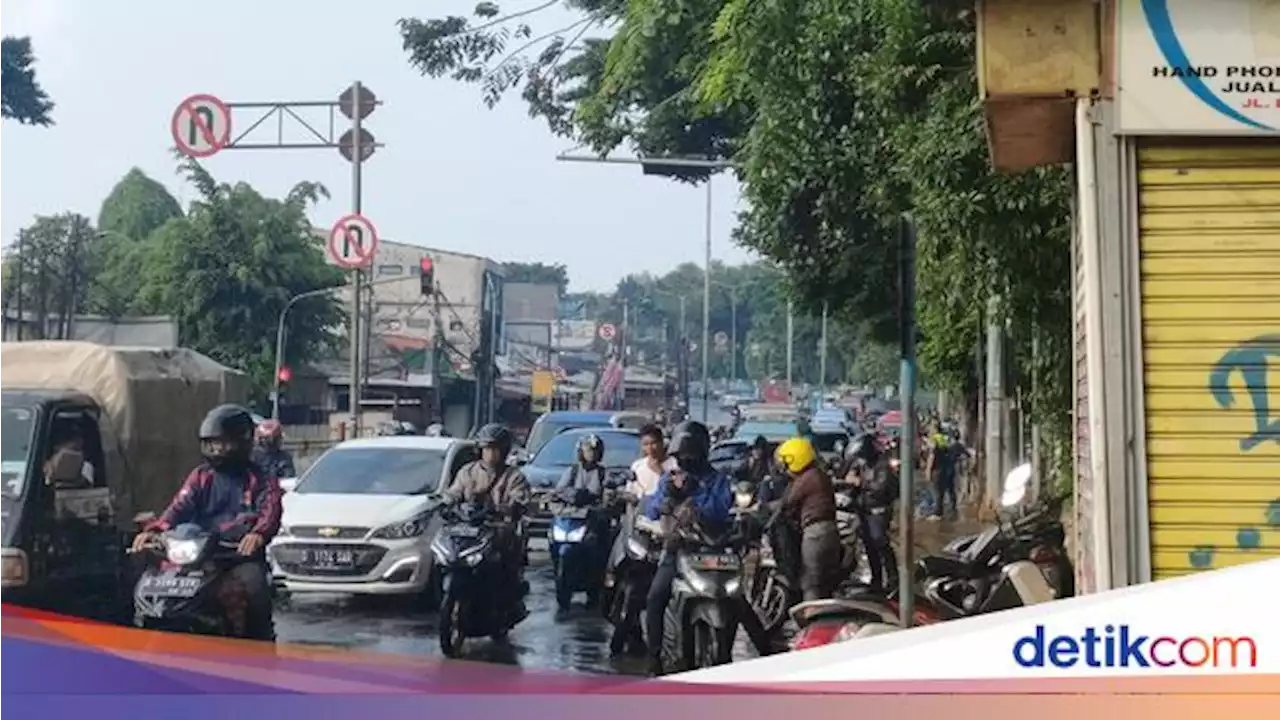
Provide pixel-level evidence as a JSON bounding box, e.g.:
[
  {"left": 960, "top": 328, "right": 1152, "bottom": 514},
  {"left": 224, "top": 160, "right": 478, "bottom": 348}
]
[{"left": 279, "top": 477, "right": 298, "bottom": 493}]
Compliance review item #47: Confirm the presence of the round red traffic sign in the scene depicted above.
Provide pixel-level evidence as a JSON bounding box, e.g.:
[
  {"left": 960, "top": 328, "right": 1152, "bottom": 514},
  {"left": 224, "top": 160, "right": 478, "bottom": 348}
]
[
  {"left": 598, "top": 323, "right": 617, "bottom": 341},
  {"left": 327, "top": 214, "right": 379, "bottom": 269},
  {"left": 171, "top": 94, "right": 232, "bottom": 158}
]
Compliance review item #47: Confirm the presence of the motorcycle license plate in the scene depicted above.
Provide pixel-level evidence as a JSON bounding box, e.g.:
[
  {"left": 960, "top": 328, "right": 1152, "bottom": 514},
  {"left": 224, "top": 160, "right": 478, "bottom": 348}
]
[
  {"left": 689, "top": 553, "right": 740, "bottom": 570},
  {"left": 139, "top": 573, "right": 202, "bottom": 597},
  {"left": 305, "top": 549, "right": 355, "bottom": 568},
  {"left": 448, "top": 524, "right": 481, "bottom": 537}
]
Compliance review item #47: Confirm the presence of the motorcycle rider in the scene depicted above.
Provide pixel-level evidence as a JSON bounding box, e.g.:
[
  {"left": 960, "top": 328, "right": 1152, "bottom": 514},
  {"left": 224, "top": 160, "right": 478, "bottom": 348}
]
[
  {"left": 774, "top": 437, "right": 841, "bottom": 601},
  {"left": 252, "top": 419, "right": 296, "bottom": 480},
  {"left": 629, "top": 424, "right": 675, "bottom": 499},
  {"left": 845, "top": 433, "right": 898, "bottom": 592},
  {"left": 130, "top": 404, "right": 282, "bottom": 641},
  {"left": 642, "top": 420, "right": 777, "bottom": 675},
  {"left": 441, "top": 423, "right": 532, "bottom": 620}
]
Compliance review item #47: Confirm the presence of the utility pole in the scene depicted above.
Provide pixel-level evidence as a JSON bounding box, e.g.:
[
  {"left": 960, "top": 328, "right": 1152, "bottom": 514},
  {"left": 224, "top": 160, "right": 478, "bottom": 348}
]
[
  {"left": 985, "top": 295, "right": 1007, "bottom": 507},
  {"left": 729, "top": 288, "right": 738, "bottom": 385},
  {"left": 679, "top": 296, "right": 689, "bottom": 407},
  {"left": 14, "top": 231, "right": 24, "bottom": 341},
  {"left": 620, "top": 297, "right": 629, "bottom": 410},
  {"left": 785, "top": 298, "right": 794, "bottom": 389},
  {"left": 169, "top": 83, "right": 382, "bottom": 436},
  {"left": 701, "top": 179, "right": 712, "bottom": 423},
  {"left": 819, "top": 300, "right": 829, "bottom": 396}
]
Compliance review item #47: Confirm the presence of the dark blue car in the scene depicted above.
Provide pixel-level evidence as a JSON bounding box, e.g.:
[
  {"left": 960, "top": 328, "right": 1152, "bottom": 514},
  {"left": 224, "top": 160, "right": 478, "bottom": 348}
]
[{"left": 519, "top": 427, "right": 642, "bottom": 538}]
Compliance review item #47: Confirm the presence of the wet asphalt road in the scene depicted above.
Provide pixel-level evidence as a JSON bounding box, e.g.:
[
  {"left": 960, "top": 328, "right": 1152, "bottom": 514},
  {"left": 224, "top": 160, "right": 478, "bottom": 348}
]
[{"left": 275, "top": 544, "right": 760, "bottom": 676}]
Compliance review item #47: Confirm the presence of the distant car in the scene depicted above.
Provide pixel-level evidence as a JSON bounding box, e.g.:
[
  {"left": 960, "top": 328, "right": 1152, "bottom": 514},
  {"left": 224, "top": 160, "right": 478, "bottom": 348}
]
[
  {"left": 521, "top": 410, "right": 651, "bottom": 460},
  {"left": 520, "top": 427, "right": 641, "bottom": 538},
  {"left": 733, "top": 419, "right": 810, "bottom": 444},
  {"left": 267, "top": 436, "right": 479, "bottom": 604},
  {"left": 710, "top": 438, "right": 778, "bottom": 477}
]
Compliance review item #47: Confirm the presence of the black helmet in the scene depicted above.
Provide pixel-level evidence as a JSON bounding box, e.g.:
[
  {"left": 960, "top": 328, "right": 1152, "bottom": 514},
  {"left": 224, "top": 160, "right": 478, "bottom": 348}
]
[
  {"left": 577, "top": 433, "right": 604, "bottom": 460},
  {"left": 847, "top": 432, "right": 880, "bottom": 465},
  {"left": 669, "top": 420, "right": 711, "bottom": 471},
  {"left": 475, "top": 423, "right": 514, "bottom": 453},
  {"left": 198, "top": 404, "right": 256, "bottom": 469}
]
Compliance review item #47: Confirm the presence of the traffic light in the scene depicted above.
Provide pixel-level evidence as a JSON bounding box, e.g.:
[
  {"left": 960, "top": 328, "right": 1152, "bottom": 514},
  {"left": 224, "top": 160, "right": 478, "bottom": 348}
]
[
  {"left": 419, "top": 256, "right": 434, "bottom": 295},
  {"left": 277, "top": 366, "right": 293, "bottom": 384}
]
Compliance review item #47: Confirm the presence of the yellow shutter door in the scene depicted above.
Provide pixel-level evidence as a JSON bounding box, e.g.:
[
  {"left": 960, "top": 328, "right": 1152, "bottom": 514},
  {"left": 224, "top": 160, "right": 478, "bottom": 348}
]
[{"left": 1138, "top": 139, "right": 1280, "bottom": 580}]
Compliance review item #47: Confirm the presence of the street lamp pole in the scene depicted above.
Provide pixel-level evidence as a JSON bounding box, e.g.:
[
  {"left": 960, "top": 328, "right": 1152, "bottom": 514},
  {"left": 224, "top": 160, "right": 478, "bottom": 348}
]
[
  {"left": 701, "top": 179, "right": 712, "bottom": 423},
  {"left": 555, "top": 152, "right": 733, "bottom": 423}
]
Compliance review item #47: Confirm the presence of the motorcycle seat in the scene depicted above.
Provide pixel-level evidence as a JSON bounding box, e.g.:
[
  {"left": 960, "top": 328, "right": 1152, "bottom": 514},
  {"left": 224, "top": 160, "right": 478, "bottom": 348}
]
[{"left": 918, "top": 553, "right": 981, "bottom": 578}]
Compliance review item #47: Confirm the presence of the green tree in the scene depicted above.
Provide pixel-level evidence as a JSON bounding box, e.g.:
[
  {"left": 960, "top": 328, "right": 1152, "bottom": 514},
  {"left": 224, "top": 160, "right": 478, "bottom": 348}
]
[
  {"left": 2, "top": 214, "right": 97, "bottom": 338},
  {"left": 1, "top": 36, "right": 54, "bottom": 125},
  {"left": 97, "top": 168, "right": 184, "bottom": 241},
  {"left": 504, "top": 261, "right": 569, "bottom": 294},
  {"left": 118, "top": 159, "right": 345, "bottom": 405}
]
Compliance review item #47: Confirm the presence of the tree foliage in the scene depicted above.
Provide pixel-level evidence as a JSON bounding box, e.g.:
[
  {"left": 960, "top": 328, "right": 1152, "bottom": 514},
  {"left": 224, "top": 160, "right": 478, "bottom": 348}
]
[
  {"left": 1, "top": 213, "right": 96, "bottom": 338},
  {"left": 98, "top": 168, "right": 184, "bottom": 242},
  {"left": 1, "top": 36, "right": 54, "bottom": 125},
  {"left": 504, "top": 261, "right": 569, "bottom": 294}
]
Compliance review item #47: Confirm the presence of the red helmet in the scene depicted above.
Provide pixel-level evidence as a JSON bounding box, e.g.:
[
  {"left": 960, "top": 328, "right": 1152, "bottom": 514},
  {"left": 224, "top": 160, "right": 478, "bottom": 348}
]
[{"left": 255, "top": 419, "right": 283, "bottom": 441}]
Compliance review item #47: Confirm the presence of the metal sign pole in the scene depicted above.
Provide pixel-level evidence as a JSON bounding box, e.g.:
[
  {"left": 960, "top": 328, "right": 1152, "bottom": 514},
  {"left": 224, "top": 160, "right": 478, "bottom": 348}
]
[
  {"left": 898, "top": 215, "right": 919, "bottom": 629},
  {"left": 170, "top": 86, "right": 382, "bottom": 431}
]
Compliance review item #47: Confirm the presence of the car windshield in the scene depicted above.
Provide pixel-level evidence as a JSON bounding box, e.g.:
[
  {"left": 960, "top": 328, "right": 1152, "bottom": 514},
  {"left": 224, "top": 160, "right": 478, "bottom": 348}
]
[
  {"left": 297, "top": 447, "right": 446, "bottom": 495},
  {"left": 526, "top": 418, "right": 611, "bottom": 456},
  {"left": 710, "top": 443, "right": 748, "bottom": 463},
  {"left": 531, "top": 432, "right": 641, "bottom": 469},
  {"left": 2, "top": 403, "right": 35, "bottom": 500}
]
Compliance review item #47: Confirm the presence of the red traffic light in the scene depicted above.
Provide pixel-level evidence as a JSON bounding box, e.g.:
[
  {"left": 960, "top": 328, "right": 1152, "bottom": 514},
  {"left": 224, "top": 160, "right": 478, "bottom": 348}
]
[
  {"left": 420, "top": 257, "right": 434, "bottom": 273},
  {"left": 277, "top": 366, "right": 293, "bottom": 383}
]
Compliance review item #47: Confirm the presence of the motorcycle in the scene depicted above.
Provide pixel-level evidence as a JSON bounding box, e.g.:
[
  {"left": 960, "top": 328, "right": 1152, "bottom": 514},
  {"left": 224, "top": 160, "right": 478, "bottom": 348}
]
[
  {"left": 734, "top": 481, "right": 797, "bottom": 634},
  {"left": 430, "top": 501, "right": 526, "bottom": 657},
  {"left": 657, "top": 512, "right": 752, "bottom": 673},
  {"left": 547, "top": 488, "right": 613, "bottom": 612},
  {"left": 603, "top": 497, "right": 662, "bottom": 655},
  {"left": 132, "top": 522, "right": 264, "bottom": 637}
]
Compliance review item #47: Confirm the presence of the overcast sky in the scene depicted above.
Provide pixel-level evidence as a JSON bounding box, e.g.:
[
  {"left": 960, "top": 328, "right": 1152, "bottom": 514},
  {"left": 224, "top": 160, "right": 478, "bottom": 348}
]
[{"left": 0, "top": 0, "right": 752, "bottom": 292}]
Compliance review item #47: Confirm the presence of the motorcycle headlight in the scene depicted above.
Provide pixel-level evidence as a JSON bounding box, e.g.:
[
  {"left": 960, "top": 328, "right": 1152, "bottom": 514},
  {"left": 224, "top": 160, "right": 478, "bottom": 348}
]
[
  {"left": 724, "top": 577, "right": 741, "bottom": 596},
  {"left": 459, "top": 538, "right": 491, "bottom": 565},
  {"left": 464, "top": 550, "right": 486, "bottom": 567},
  {"left": 566, "top": 526, "right": 587, "bottom": 543},
  {"left": 734, "top": 491, "right": 754, "bottom": 508},
  {"left": 371, "top": 514, "right": 429, "bottom": 540},
  {"left": 165, "top": 537, "right": 206, "bottom": 566}
]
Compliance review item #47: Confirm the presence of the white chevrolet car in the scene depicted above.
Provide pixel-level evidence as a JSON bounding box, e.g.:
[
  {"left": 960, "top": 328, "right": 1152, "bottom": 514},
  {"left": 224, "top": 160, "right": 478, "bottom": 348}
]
[{"left": 267, "top": 436, "right": 478, "bottom": 604}]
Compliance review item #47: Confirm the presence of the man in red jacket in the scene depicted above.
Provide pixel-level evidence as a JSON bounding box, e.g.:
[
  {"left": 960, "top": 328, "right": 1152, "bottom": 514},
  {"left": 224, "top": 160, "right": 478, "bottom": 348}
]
[{"left": 131, "top": 404, "right": 282, "bottom": 641}]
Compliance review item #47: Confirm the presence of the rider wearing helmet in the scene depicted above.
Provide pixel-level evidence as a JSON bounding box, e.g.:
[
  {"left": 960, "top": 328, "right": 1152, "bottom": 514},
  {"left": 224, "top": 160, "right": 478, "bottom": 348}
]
[
  {"left": 557, "top": 433, "right": 607, "bottom": 505},
  {"left": 642, "top": 421, "right": 748, "bottom": 674},
  {"left": 130, "top": 404, "right": 282, "bottom": 640},
  {"left": 252, "top": 419, "right": 296, "bottom": 481},
  {"left": 843, "top": 432, "right": 898, "bottom": 592},
  {"left": 442, "top": 423, "right": 532, "bottom": 618},
  {"left": 774, "top": 437, "right": 840, "bottom": 601}
]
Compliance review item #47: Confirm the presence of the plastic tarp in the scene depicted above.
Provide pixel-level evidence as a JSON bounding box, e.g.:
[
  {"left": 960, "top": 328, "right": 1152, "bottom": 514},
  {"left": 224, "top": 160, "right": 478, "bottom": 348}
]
[{"left": 1, "top": 342, "right": 249, "bottom": 528}]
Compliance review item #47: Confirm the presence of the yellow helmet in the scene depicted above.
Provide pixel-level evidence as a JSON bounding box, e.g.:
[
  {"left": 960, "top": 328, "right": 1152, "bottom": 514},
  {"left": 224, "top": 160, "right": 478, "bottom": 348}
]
[{"left": 775, "top": 437, "right": 818, "bottom": 475}]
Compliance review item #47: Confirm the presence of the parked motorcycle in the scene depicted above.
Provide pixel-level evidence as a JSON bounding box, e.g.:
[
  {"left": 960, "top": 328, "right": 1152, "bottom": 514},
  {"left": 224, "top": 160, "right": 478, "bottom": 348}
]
[
  {"left": 132, "top": 522, "right": 262, "bottom": 637},
  {"left": 789, "top": 464, "right": 1064, "bottom": 650},
  {"left": 430, "top": 502, "right": 526, "bottom": 657}
]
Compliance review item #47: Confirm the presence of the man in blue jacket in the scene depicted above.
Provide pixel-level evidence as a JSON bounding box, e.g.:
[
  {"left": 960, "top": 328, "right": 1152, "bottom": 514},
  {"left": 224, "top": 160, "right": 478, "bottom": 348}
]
[{"left": 642, "top": 420, "right": 736, "bottom": 675}]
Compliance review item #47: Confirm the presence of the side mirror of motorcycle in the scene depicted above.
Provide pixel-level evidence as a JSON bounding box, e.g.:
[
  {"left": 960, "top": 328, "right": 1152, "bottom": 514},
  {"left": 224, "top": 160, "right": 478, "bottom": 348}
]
[{"left": 1000, "top": 463, "right": 1033, "bottom": 508}]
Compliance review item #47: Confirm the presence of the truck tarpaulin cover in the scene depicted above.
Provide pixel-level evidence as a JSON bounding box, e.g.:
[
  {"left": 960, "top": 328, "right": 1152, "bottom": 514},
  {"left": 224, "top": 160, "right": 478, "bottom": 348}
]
[{"left": 0, "top": 342, "right": 250, "bottom": 528}]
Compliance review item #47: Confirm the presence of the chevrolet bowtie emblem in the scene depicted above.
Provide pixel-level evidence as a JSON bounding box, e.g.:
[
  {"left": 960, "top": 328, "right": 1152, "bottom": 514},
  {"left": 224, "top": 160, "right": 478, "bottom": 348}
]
[{"left": 317, "top": 527, "right": 340, "bottom": 538}]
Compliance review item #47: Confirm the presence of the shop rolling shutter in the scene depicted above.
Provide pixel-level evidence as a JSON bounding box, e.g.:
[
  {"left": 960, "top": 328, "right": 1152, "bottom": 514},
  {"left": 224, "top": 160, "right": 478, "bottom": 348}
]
[
  {"left": 1137, "top": 139, "right": 1280, "bottom": 580},
  {"left": 1072, "top": 202, "right": 1097, "bottom": 594}
]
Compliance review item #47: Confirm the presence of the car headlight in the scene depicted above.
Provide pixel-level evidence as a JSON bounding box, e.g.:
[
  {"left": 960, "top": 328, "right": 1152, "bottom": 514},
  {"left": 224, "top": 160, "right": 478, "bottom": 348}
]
[
  {"left": 372, "top": 515, "right": 429, "bottom": 540},
  {"left": 277, "top": 525, "right": 292, "bottom": 537},
  {"left": 165, "top": 537, "right": 206, "bottom": 566}
]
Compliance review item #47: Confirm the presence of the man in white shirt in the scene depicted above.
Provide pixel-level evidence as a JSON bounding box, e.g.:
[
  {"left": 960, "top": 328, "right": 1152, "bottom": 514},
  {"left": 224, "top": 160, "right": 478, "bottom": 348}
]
[{"left": 628, "top": 424, "right": 676, "bottom": 499}]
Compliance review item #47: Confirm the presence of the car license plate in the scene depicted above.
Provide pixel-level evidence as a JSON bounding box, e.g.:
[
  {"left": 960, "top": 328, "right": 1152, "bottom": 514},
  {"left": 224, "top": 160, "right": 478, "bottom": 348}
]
[
  {"left": 305, "top": 549, "right": 355, "bottom": 567},
  {"left": 448, "top": 524, "right": 481, "bottom": 537},
  {"left": 689, "top": 553, "right": 740, "bottom": 570},
  {"left": 139, "top": 573, "right": 202, "bottom": 597}
]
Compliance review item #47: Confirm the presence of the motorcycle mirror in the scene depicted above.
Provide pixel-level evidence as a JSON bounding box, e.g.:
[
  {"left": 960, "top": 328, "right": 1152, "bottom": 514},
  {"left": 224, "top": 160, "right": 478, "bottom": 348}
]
[{"left": 1001, "top": 463, "right": 1033, "bottom": 507}]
